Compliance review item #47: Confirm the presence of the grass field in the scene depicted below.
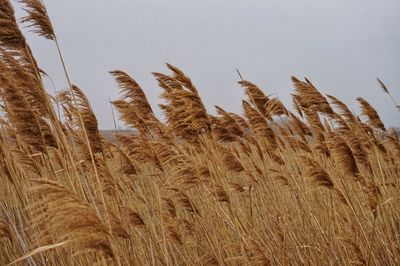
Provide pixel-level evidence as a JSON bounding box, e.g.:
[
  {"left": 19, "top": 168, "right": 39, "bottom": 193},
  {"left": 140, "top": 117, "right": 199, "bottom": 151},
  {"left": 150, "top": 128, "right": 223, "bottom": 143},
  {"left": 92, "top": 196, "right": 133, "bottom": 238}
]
[{"left": 0, "top": 1, "right": 399, "bottom": 265}]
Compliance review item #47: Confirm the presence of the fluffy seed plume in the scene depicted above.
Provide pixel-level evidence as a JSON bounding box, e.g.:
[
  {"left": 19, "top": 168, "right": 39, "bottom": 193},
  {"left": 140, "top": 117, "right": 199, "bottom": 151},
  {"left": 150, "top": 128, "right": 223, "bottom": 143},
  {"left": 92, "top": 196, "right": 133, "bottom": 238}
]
[
  {"left": 154, "top": 64, "right": 211, "bottom": 142},
  {"left": 0, "top": 0, "right": 26, "bottom": 49},
  {"left": 219, "top": 145, "right": 244, "bottom": 173},
  {"left": 327, "top": 95, "right": 356, "bottom": 123},
  {"left": 357, "top": 97, "right": 385, "bottom": 131},
  {"left": 110, "top": 70, "right": 166, "bottom": 139},
  {"left": 291, "top": 76, "right": 333, "bottom": 115},
  {"left": 328, "top": 136, "right": 361, "bottom": 181},
  {"left": 58, "top": 85, "right": 103, "bottom": 154},
  {"left": 265, "top": 98, "right": 289, "bottom": 117},
  {"left": 239, "top": 80, "right": 270, "bottom": 119},
  {"left": 0, "top": 72, "right": 50, "bottom": 152},
  {"left": 242, "top": 100, "right": 277, "bottom": 148},
  {"left": 19, "top": 0, "right": 55, "bottom": 40},
  {"left": 29, "top": 179, "right": 114, "bottom": 260},
  {"left": 301, "top": 156, "right": 333, "bottom": 188}
]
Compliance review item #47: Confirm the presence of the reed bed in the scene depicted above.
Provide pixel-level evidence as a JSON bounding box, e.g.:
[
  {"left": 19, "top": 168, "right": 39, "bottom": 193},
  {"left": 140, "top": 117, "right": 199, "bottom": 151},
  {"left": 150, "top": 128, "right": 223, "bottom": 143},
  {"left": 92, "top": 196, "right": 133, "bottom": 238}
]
[{"left": 0, "top": 1, "right": 399, "bottom": 265}]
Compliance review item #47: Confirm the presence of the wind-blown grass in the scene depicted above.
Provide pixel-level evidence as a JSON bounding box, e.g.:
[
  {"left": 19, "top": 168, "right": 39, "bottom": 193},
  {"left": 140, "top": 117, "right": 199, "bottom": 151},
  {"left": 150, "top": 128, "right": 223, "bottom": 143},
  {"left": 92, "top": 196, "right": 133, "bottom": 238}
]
[{"left": 0, "top": 1, "right": 399, "bottom": 265}]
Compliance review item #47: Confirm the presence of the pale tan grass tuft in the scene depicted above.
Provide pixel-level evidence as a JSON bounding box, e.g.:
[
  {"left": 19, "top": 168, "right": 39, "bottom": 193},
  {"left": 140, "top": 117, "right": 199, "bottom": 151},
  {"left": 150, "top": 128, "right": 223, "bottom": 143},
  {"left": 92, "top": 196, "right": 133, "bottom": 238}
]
[
  {"left": 28, "top": 179, "right": 115, "bottom": 262},
  {"left": 19, "top": 0, "right": 55, "bottom": 40}
]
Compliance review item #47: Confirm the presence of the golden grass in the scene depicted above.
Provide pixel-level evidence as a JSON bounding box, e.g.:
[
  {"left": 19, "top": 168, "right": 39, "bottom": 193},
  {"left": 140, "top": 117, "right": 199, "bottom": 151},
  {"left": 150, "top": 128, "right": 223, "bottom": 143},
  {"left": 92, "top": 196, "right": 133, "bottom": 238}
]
[{"left": 0, "top": 1, "right": 399, "bottom": 265}]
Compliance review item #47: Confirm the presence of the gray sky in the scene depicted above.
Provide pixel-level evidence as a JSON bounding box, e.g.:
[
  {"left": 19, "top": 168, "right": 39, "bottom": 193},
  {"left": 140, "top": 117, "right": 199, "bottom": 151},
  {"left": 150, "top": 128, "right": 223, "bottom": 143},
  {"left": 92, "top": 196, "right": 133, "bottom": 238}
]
[{"left": 17, "top": 0, "right": 400, "bottom": 128}]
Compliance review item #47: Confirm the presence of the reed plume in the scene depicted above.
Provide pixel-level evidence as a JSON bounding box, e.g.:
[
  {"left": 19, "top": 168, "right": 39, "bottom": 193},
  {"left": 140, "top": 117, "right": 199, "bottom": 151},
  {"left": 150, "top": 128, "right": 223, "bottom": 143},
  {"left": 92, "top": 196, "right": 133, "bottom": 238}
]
[
  {"left": 0, "top": 0, "right": 26, "bottom": 49},
  {"left": 19, "top": 0, "right": 55, "bottom": 40},
  {"left": 0, "top": 50, "right": 48, "bottom": 117},
  {"left": 0, "top": 72, "right": 49, "bottom": 152},
  {"left": 110, "top": 70, "right": 166, "bottom": 139},
  {"left": 301, "top": 156, "right": 333, "bottom": 188},
  {"left": 377, "top": 78, "right": 399, "bottom": 112},
  {"left": 377, "top": 78, "right": 389, "bottom": 94},
  {"left": 327, "top": 95, "right": 356, "bottom": 123},
  {"left": 303, "top": 108, "right": 329, "bottom": 156},
  {"left": 242, "top": 100, "right": 277, "bottom": 148},
  {"left": 265, "top": 97, "right": 289, "bottom": 117},
  {"left": 29, "top": 179, "right": 114, "bottom": 260},
  {"left": 125, "top": 207, "right": 145, "bottom": 227},
  {"left": 111, "top": 99, "right": 152, "bottom": 137},
  {"left": 58, "top": 85, "right": 103, "bottom": 154},
  {"left": 239, "top": 80, "right": 270, "bottom": 118},
  {"left": 108, "top": 142, "right": 138, "bottom": 176},
  {"left": 209, "top": 185, "right": 230, "bottom": 203},
  {"left": 154, "top": 64, "right": 211, "bottom": 142},
  {"left": 288, "top": 112, "right": 312, "bottom": 141},
  {"left": 292, "top": 94, "right": 304, "bottom": 118},
  {"left": 291, "top": 76, "right": 333, "bottom": 115},
  {"left": 357, "top": 97, "right": 385, "bottom": 131},
  {"left": 210, "top": 115, "right": 237, "bottom": 142},
  {"left": 215, "top": 105, "right": 245, "bottom": 138},
  {"left": 218, "top": 145, "right": 244, "bottom": 173},
  {"left": 328, "top": 135, "right": 361, "bottom": 181}
]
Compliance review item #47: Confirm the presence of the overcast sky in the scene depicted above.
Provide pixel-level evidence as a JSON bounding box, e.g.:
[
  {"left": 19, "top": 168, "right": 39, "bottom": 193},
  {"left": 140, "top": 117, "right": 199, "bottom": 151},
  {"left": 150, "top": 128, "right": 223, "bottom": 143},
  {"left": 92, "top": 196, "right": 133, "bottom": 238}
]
[{"left": 16, "top": 0, "right": 400, "bottom": 129}]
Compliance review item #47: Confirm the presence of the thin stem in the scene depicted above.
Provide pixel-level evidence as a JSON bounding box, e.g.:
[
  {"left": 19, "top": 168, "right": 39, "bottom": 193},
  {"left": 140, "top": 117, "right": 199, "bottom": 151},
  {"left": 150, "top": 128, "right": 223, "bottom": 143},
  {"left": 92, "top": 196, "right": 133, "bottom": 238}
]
[{"left": 53, "top": 36, "right": 112, "bottom": 232}]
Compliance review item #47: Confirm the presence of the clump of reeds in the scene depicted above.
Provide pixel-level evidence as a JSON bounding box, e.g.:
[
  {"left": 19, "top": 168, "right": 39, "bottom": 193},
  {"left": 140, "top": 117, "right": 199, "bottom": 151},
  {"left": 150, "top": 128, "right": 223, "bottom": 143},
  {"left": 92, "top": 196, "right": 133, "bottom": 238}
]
[{"left": 0, "top": 1, "right": 398, "bottom": 265}]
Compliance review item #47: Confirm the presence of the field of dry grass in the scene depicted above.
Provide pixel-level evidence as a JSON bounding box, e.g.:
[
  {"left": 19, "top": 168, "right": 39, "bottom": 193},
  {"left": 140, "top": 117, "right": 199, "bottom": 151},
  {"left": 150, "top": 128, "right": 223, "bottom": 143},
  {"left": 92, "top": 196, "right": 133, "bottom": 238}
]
[{"left": 0, "top": 1, "right": 399, "bottom": 265}]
